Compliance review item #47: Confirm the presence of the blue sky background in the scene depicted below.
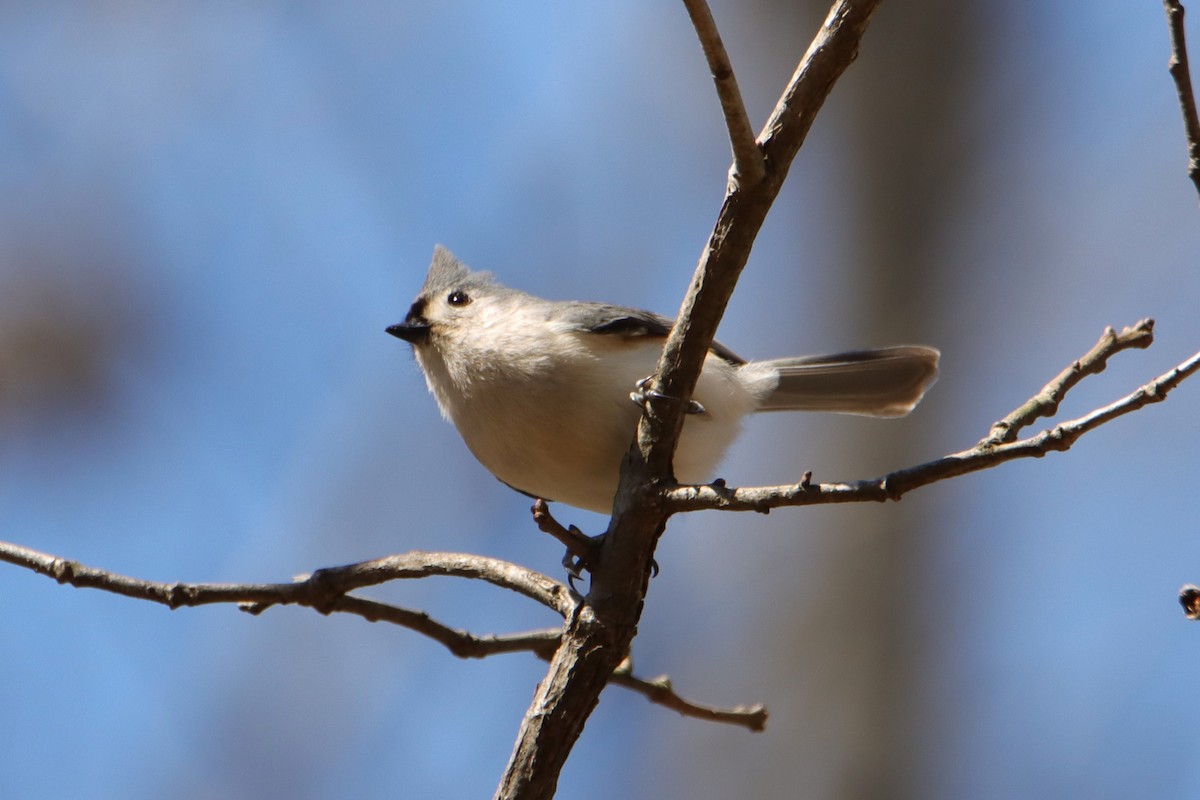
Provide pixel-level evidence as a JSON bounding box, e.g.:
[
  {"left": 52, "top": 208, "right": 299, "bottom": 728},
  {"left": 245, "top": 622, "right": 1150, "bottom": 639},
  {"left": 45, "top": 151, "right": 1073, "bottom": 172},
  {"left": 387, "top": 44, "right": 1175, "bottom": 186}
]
[{"left": 2, "top": 2, "right": 1199, "bottom": 798}]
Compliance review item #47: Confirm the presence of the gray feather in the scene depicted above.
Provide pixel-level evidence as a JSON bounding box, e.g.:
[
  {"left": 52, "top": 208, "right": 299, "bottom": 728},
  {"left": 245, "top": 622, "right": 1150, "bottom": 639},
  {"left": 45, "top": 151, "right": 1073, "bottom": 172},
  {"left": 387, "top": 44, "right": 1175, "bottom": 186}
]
[
  {"left": 559, "top": 303, "right": 746, "bottom": 365},
  {"left": 758, "top": 346, "right": 940, "bottom": 417},
  {"left": 421, "top": 245, "right": 503, "bottom": 297}
]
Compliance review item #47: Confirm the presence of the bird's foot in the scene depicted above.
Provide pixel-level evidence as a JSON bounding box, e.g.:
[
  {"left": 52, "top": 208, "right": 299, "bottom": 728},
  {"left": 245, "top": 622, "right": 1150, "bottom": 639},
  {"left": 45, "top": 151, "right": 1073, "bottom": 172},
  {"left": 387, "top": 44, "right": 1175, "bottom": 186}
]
[
  {"left": 530, "top": 499, "right": 659, "bottom": 590},
  {"left": 629, "top": 376, "right": 706, "bottom": 415},
  {"left": 531, "top": 500, "right": 601, "bottom": 588}
]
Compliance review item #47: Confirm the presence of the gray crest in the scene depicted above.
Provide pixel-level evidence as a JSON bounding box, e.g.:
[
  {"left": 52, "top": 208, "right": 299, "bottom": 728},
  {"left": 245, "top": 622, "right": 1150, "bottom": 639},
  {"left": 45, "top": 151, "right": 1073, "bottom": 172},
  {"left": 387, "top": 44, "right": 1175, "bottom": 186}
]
[{"left": 421, "top": 246, "right": 497, "bottom": 296}]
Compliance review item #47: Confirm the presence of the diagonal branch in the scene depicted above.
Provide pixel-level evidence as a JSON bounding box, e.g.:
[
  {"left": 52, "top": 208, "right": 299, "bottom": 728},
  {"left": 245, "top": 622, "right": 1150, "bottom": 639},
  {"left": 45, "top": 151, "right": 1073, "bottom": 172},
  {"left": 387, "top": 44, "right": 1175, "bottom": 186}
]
[
  {"left": 978, "top": 319, "right": 1155, "bottom": 446},
  {"left": 637, "top": 0, "right": 883, "bottom": 483},
  {"left": 255, "top": 594, "right": 565, "bottom": 660},
  {"left": 681, "top": 0, "right": 765, "bottom": 186},
  {"left": 666, "top": 325, "right": 1200, "bottom": 513},
  {"left": 1163, "top": 0, "right": 1200, "bottom": 200},
  {"left": 610, "top": 660, "right": 768, "bottom": 731},
  {"left": 497, "top": 3, "right": 885, "bottom": 798}
]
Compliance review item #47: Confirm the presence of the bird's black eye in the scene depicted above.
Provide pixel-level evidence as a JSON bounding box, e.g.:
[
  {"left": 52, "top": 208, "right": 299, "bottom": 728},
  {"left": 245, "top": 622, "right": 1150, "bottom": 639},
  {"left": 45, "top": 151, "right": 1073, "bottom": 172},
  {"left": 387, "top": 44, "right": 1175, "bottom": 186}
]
[{"left": 447, "top": 290, "right": 471, "bottom": 307}]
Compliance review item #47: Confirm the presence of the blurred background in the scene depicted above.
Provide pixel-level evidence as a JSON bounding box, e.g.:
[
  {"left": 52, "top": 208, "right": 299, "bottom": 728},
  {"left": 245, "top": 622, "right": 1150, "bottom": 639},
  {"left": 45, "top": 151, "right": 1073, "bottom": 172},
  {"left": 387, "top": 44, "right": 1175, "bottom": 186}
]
[{"left": 2, "top": 1, "right": 1199, "bottom": 798}]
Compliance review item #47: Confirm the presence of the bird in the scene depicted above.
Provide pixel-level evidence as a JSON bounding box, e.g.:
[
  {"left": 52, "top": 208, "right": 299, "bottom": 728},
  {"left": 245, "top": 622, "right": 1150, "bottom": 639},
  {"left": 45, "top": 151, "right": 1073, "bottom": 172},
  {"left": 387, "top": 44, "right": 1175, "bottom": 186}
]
[{"left": 387, "top": 246, "right": 939, "bottom": 514}]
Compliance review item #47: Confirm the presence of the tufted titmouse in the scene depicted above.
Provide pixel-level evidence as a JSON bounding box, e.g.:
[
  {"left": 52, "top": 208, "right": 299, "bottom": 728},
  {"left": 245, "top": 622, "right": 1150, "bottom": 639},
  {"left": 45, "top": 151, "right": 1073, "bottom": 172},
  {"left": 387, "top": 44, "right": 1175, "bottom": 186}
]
[{"left": 387, "top": 246, "right": 939, "bottom": 514}]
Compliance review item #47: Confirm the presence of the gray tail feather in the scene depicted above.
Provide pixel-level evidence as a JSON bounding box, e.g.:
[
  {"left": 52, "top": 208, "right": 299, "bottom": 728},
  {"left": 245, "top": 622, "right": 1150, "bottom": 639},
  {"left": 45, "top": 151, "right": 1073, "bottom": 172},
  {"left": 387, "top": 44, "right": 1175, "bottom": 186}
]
[{"left": 757, "top": 345, "right": 940, "bottom": 418}]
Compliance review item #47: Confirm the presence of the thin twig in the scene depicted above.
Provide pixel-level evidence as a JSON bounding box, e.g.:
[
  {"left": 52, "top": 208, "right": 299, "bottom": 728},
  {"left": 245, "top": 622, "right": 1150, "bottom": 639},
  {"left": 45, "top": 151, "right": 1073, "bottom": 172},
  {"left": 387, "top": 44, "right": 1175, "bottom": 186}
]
[
  {"left": 531, "top": 499, "right": 599, "bottom": 574},
  {"left": 263, "top": 594, "right": 565, "bottom": 660},
  {"left": 667, "top": 332, "right": 1200, "bottom": 514},
  {"left": 978, "top": 319, "right": 1155, "bottom": 447},
  {"left": 1163, "top": 0, "right": 1200, "bottom": 200},
  {"left": 610, "top": 661, "right": 768, "bottom": 731},
  {"left": 681, "top": 0, "right": 765, "bottom": 186},
  {"left": 300, "top": 552, "right": 575, "bottom": 616}
]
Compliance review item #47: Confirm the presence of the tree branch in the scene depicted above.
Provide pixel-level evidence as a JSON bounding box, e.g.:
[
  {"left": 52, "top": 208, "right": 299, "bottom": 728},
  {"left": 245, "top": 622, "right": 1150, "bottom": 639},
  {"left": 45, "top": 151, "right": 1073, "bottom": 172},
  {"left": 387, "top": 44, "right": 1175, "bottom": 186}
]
[
  {"left": 1163, "top": 0, "right": 1200, "bottom": 200},
  {"left": 300, "top": 552, "right": 576, "bottom": 616},
  {"left": 0, "top": 543, "right": 574, "bottom": 618},
  {"left": 1161, "top": 2, "right": 1200, "bottom": 625},
  {"left": 496, "top": 3, "right": 884, "bottom": 798},
  {"left": 531, "top": 498, "right": 600, "bottom": 574},
  {"left": 640, "top": 0, "right": 884, "bottom": 479},
  {"left": 667, "top": 324, "right": 1200, "bottom": 513},
  {"left": 267, "top": 595, "right": 565, "bottom": 660},
  {"left": 681, "top": 0, "right": 764, "bottom": 186},
  {"left": 978, "top": 319, "right": 1154, "bottom": 447},
  {"left": 1, "top": 539, "right": 765, "bottom": 727},
  {"left": 610, "top": 660, "right": 768, "bottom": 731}
]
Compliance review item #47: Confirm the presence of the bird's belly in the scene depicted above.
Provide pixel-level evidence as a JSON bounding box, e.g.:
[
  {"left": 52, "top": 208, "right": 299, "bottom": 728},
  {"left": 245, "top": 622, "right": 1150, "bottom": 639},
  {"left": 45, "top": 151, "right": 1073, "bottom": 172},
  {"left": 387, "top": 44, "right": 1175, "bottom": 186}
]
[
  {"left": 455, "top": 380, "right": 638, "bottom": 512},
  {"left": 444, "top": 344, "right": 758, "bottom": 513}
]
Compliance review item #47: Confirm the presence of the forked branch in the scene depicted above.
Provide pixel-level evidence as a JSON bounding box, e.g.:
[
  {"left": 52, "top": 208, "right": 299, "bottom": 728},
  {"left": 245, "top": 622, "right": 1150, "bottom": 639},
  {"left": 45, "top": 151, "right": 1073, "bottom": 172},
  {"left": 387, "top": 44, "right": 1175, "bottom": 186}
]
[
  {"left": 498, "top": 4, "right": 886, "bottom": 797},
  {"left": 0, "top": 540, "right": 765, "bottom": 729},
  {"left": 978, "top": 320, "right": 1154, "bottom": 447},
  {"left": 667, "top": 321, "right": 1200, "bottom": 514}
]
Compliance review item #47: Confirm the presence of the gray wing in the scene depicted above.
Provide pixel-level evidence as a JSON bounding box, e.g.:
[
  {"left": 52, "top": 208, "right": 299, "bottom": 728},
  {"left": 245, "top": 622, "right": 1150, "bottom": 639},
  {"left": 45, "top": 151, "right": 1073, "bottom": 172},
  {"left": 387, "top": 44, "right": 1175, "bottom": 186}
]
[{"left": 561, "top": 302, "right": 745, "bottom": 365}]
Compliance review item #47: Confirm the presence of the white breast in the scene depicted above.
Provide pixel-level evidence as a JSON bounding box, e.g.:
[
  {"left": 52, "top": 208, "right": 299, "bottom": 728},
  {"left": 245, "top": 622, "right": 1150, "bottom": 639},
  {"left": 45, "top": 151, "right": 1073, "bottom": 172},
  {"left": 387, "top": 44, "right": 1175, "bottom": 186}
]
[{"left": 416, "top": 303, "right": 773, "bottom": 513}]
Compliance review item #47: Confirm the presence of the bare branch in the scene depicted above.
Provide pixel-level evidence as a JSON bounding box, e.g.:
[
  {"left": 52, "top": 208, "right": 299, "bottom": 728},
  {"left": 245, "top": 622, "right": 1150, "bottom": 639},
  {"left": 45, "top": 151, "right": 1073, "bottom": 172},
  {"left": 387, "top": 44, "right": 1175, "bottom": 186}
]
[
  {"left": 297, "top": 552, "right": 576, "bottom": 617},
  {"left": 757, "top": 1, "right": 883, "bottom": 164},
  {"left": 1163, "top": 0, "right": 1200, "bottom": 200},
  {"left": 681, "top": 0, "right": 764, "bottom": 186},
  {"left": 531, "top": 499, "right": 599, "bottom": 573},
  {"left": 0, "top": 543, "right": 574, "bottom": 618},
  {"left": 408, "top": 612, "right": 771, "bottom": 729},
  {"left": 668, "top": 329, "right": 1200, "bottom": 513},
  {"left": 342, "top": 596, "right": 769, "bottom": 729},
  {"left": 497, "top": 4, "right": 885, "bottom": 797},
  {"left": 638, "top": 0, "right": 883, "bottom": 482},
  {"left": 260, "top": 594, "right": 565, "bottom": 661},
  {"left": 978, "top": 319, "right": 1154, "bottom": 447},
  {"left": 0, "top": 538, "right": 770, "bottom": 727},
  {"left": 610, "top": 661, "right": 768, "bottom": 732}
]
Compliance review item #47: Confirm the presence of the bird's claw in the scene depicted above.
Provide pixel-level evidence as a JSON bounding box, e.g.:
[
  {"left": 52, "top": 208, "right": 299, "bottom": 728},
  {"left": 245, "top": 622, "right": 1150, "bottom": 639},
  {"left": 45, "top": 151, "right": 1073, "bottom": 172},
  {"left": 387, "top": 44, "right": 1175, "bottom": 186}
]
[
  {"left": 561, "top": 533, "right": 659, "bottom": 591},
  {"left": 629, "top": 376, "right": 706, "bottom": 415},
  {"left": 561, "top": 526, "right": 601, "bottom": 591},
  {"left": 532, "top": 500, "right": 660, "bottom": 591}
]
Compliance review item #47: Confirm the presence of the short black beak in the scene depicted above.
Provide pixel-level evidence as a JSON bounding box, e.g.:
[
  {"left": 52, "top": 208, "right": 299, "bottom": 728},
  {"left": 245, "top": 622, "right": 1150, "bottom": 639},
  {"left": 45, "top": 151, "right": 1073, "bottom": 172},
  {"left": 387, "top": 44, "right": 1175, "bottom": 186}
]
[{"left": 386, "top": 321, "right": 431, "bottom": 345}]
